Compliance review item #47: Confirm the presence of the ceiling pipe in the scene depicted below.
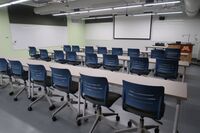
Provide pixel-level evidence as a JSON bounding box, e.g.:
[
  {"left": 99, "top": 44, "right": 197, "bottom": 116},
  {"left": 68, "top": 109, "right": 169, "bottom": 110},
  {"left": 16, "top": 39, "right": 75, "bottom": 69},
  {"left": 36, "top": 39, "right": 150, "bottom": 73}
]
[{"left": 184, "top": 0, "right": 200, "bottom": 17}]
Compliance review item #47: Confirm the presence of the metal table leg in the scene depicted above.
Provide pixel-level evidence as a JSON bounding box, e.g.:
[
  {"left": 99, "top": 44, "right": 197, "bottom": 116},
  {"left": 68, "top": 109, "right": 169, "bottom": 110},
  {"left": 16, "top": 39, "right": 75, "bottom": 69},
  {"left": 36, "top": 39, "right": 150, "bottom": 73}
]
[{"left": 173, "top": 99, "right": 181, "bottom": 133}]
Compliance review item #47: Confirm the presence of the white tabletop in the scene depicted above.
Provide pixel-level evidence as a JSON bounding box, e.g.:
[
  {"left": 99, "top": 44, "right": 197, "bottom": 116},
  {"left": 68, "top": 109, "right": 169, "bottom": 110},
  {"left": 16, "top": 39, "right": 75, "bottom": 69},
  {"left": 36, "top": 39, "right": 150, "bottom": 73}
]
[{"left": 4, "top": 56, "right": 187, "bottom": 100}]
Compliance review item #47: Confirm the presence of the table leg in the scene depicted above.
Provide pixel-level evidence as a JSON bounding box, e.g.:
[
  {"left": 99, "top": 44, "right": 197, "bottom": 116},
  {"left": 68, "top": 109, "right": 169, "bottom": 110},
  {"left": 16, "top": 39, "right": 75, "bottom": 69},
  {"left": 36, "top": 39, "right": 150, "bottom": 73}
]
[
  {"left": 127, "top": 61, "right": 129, "bottom": 73},
  {"left": 173, "top": 99, "right": 181, "bottom": 133},
  {"left": 78, "top": 80, "right": 81, "bottom": 115},
  {"left": 0, "top": 74, "right": 2, "bottom": 85},
  {"left": 182, "top": 67, "right": 186, "bottom": 82},
  {"left": 123, "top": 60, "right": 125, "bottom": 72},
  {"left": 28, "top": 68, "right": 31, "bottom": 99}
]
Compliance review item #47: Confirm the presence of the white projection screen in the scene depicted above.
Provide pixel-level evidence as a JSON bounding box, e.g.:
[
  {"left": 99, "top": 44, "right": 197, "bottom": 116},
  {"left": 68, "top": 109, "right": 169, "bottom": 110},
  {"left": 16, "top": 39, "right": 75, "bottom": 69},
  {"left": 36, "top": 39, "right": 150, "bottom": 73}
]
[{"left": 114, "top": 15, "right": 152, "bottom": 40}]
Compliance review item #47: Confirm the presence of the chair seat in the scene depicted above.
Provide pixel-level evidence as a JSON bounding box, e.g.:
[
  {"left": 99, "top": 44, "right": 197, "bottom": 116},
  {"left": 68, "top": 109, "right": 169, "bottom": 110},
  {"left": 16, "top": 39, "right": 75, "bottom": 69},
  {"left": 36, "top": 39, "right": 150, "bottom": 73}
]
[
  {"left": 130, "top": 69, "right": 150, "bottom": 75},
  {"left": 31, "top": 54, "right": 40, "bottom": 59},
  {"left": 103, "top": 65, "right": 122, "bottom": 71},
  {"left": 85, "top": 91, "right": 121, "bottom": 108},
  {"left": 41, "top": 57, "right": 51, "bottom": 62},
  {"left": 66, "top": 60, "right": 81, "bottom": 65},
  {"left": 54, "top": 81, "right": 78, "bottom": 94},
  {"left": 12, "top": 71, "right": 28, "bottom": 81},
  {"left": 123, "top": 103, "right": 165, "bottom": 120},
  {"left": 55, "top": 59, "right": 67, "bottom": 64},
  {"left": 86, "top": 63, "right": 102, "bottom": 68},
  {"left": 32, "top": 76, "right": 51, "bottom": 87},
  {"left": 155, "top": 72, "right": 178, "bottom": 79}
]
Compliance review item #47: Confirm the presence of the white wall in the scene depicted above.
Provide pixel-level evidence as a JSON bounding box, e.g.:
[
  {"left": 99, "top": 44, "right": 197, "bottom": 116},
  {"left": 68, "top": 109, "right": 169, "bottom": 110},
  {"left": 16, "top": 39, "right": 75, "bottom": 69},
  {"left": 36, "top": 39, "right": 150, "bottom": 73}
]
[{"left": 85, "top": 14, "right": 200, "bottom": 58}]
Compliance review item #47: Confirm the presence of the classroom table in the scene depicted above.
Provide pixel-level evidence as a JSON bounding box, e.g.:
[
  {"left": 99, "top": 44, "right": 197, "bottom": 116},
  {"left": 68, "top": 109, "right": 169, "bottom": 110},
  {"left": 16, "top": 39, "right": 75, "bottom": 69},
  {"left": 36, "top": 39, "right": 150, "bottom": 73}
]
[
  {"left": 76, "top": 52, "right": 190, "bottom": 82},
  {"left": 2, "top": 56, "right": 187, "bottom": 133}
]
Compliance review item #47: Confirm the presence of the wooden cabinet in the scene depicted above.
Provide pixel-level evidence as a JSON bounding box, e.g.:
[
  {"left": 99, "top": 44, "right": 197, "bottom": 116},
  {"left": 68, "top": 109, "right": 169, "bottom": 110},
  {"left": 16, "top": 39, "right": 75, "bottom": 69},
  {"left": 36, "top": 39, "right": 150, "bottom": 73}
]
[{"left": 168, "top": 43, "right": 194, "bottom": 63}]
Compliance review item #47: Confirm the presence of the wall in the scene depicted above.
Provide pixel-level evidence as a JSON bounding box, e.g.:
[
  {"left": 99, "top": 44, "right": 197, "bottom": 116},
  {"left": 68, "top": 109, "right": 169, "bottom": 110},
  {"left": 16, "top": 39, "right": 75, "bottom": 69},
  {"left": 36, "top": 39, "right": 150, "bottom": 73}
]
[
  {"left": 67, "top": 18, "right": 85, "bottom": 47},
  {"left": 85, "top": 14, "right": 200, "bottom": 58}
]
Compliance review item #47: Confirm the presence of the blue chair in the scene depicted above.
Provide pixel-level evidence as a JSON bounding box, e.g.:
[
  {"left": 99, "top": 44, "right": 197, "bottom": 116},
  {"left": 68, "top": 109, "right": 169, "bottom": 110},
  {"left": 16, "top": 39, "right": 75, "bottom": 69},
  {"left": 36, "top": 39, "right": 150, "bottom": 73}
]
[
  {"left": 165, "top": 48, "right": 181, "bottom": 60},
  {"left": 77, "top": 74, "right": 121, "bottom": 133},
  {"left": 50, "top": 67, "right": 79, "bottom": 121},
  {"left": 151, "top": 49, "right": 165, "bottom": 59},
  {"left": 63, "top": 45, "right": 71, "bottom": 52},
  {"left": 8, "top": 60, "right": 28, "bottom": 101},
  {"left": 0, "top": 58, "right": 10, "bottom": 89},
  {"left": 129, "top": 57, "right": 150, "bottom": 75},
  {"left": 103, "top": 54, "right": 122, "bottom": 71},
  {"left": 128, "top": 48, "right": 140, "bottom": 57},
  {"left": 112, "top": 48, "right": 123, "bottom": 55},
  {"left": 66, "top": 52, "right": 81, "bottom": 65},
  {"left": 115, "top": 80, "right": 165, "bottom": 133},
  {"left": 39, "top": 49, "right": 51, "bottom": 61},
  {"left": 155, "top": 58, "right": 179, "bottom": 79},
  {"left": 72, "top": 45, "right": 80, "bottom": 52},
  {"left": 85, "top": 46, "right": 94, "bottom": 54},
  {"left": 85, "top": 53, "right": 102, "bottom": 68},
  {"left": 97, "top": 47, "right": 107, "bottom": 54},
  {"left": 54, "top": 50, "right": 67, "bottom": 64},
  {"left": 28, "top": 46, "right": 40, "bottom": 59},
  {"left": 27, "top": 64, "right": 55, "bottom": 111}
]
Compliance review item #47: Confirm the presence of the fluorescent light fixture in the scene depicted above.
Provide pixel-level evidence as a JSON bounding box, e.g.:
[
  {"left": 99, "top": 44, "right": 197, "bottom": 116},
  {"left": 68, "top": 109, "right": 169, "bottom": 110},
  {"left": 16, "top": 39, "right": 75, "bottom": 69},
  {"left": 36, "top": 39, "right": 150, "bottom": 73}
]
[
  {"left": 157, "top": 11, "right": 183, "bottom": 15},
  {"left": 89, "top": 8, "right": 112, "bottom": 13},
  {"left": 82, "top": 16, "right": 113, "bottom": 20},
  {"left": 0, "top": 0, "right": 30, "bottom": 8},
  {"left": 134, "top": 13, "right": 155, "bottom": 16},
  {"left": 144, "top": 1, "right": 181, "bottom": 7},
  {"left": 114, "top": 5, "right": 142, "bottom": 10},
  {"left": 53, "top": 13, "right": 69, "bottom": 16},
  {"left": 69, "top": 11, "right": 88, "bottom": 15}
]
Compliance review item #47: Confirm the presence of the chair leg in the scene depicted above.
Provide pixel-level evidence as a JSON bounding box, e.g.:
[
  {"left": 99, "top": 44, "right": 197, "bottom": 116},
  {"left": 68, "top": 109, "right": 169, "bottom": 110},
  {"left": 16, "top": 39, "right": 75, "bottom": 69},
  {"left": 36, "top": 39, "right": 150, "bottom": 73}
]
[
  {"left": 144, "top": 125, "right": 158, "bottom": 130},
  {"left": 13, "top": 87, "right": 26, "bottom": 100},
  {"left": 52, "top": 101, "right": 69, "bottom": 117},
  {"left": 29, "top": 95, "right": 45, "bottom": 107},
  {"left": 102, "top": 116, "right": 117, "bottom": 129},
  {"left": 89, "top": 115, "right": 101, "bottom": 133},
  {"left": 115, "top": 127, "right": 138, "bottom": 133},
  {"left": 45, "top": 94, "right": 53, "bottom": 106}
]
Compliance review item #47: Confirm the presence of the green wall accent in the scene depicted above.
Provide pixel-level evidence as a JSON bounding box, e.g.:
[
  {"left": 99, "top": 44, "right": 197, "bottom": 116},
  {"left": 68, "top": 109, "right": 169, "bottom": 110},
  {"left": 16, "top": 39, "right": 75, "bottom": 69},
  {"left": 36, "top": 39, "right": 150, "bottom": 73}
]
[
  {"left": 0, "top": 9, "right": 85, "bottom": 58},
  {"left": 67, "top": 18, "right": 85, "bottom": 47},
  {"left": 0, "top": 8, "right": 28, "bottom": 58}
]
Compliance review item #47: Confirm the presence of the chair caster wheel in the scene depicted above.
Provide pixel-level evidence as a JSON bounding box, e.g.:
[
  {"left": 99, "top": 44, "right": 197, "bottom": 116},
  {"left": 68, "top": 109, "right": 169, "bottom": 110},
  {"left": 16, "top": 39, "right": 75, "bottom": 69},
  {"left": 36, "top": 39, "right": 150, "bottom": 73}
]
[
  {"left": 76, "top": 114, "right": 83, "bottom": 120},
  {"left": 38, "top": 87, "right": 42, "bottom": 91},
  {"left": 14, "top": 98, "right": 18, "bottom": 101},
  {"left": 49, "top": 105, "right": 56, "bottom": 111},
  {"left": 116, "top": 115, "right": 120, "bottom": 121},
  {"left": 60, "top": 97, "right": 64, "bottom": 101},
  {"left": 128, "top": 120, "right": 132, "bottom": 128},
  {"left": 93, "top": 104, "right": 96, "bottom": 108},
  {"left": 52, "top": 116, "right": 57, "bottom": 121},
  {"left": 31, "top": 97, "right": 37, "bottom": 101},
  {"left": 9, "top": 92, "right": 14, "bottom": 96},
  {"left": 28, "top": 107, "right": 32, "bottom": 111},
  {"left": 84, "top": 118, "right": 88, "bottom": 122},
  {"left": 77, "top": 119, "right": 82, "bottom": 126},
  {"left": 154, "top": 128, "right": 159, "bottom": 133}
]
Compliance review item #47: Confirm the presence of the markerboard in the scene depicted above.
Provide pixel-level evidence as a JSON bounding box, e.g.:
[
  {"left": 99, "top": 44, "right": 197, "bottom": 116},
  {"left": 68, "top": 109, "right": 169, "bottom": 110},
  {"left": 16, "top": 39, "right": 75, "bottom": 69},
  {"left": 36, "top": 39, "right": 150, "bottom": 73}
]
[{"left": 10, "top": 24, "right": 67, "bottom": 49}]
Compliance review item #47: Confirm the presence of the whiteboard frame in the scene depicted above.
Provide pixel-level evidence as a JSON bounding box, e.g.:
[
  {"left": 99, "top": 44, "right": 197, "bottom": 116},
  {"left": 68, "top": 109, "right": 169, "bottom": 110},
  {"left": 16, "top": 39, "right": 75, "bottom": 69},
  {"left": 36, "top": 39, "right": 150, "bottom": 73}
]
[{"left": 113, "top": 15, "right": 153, "bottom": 40}]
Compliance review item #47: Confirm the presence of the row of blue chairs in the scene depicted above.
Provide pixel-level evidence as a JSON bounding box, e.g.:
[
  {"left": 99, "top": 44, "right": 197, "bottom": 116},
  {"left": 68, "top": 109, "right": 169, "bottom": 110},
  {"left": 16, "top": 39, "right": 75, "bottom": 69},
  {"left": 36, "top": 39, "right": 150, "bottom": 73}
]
[
  {"left": 64, "top": 45, "right": 181, "bottom": 60},
  {"left": 0, "top": 58, "right": 165, "bottom": 133}
]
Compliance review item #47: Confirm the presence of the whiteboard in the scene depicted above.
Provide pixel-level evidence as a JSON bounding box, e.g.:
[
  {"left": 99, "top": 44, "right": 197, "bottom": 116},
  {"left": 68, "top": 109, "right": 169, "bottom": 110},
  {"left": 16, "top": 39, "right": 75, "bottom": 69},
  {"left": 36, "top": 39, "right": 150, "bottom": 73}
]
[
  {"left": 10, "top": 24, "right": 67, "bottom": 49},
  {"left": 114, "top": 15, "right": 152, "bottom": 39}
]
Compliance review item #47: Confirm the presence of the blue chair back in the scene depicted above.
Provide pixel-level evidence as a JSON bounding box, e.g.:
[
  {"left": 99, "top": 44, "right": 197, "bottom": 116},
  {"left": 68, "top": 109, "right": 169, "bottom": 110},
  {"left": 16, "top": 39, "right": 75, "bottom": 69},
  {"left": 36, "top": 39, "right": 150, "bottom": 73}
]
[
  {"left": 129, "top": 57, "right": 149, "bottom": 74},
  {"left": 72, "top": 45, "right": 80, "bottom": 52},
  {"left": 63, "top": 45, "right": 71, "bottom": 52},
  {"left": 9, "top": 60, "right": 23, "bottom": 76},
  {"left": 28, "top": 64, "right": 46, "bottom": 82},
  {"left": 123, "top": 80, "right": 165, "bottom": 120},
  {"left": 85, "top": 46, "right": 94, "bottom": 54},
  {"left": 165, "top": 48, "right": 180, "bottom": 60},
  {"left": 0, "top": 58, "right": 9, "bottom": 72},
  {"left": 97, "top": 47, "right": 107, "bottom": 54},
  {"left": 112, "top": 48, "right": 123, "bottom": 55},
  {"left": 66, "top": 52, "right": 77, "bottom": 61},
  {"left": 39, "top": 49, "right": 49, "bottom": 59},
  {"left": 155, "top": 58, "right": 178, "bottom": 79},
  {"left": 128, "top": 48, "right": 140, "bottom": 57},
  {"left": 80, "top": 74, "right": 108, "bottom": 103},
  {"left": 29, "top": 47, "right": 37, "bottom": 56},
  {"left": 54, "top": 50, "right": 64, "bottom": 60},
  {"left": 51, "top": 67, "right": 71, "bottom": 89},
  {"left": 85, "top": 53, "right": 98, "bottom": 64},
  {"left": 151, "top": 49, "right": 165, "bottom": 59},
  {"left": 103, "top": 54, "right": 119, "bottom": 66}
]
